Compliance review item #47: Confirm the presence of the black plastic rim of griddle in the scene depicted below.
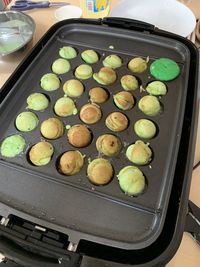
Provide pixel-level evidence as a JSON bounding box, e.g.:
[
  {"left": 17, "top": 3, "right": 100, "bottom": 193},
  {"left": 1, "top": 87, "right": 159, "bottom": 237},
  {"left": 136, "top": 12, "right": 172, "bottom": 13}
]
[
  {"left": 0, "top": 18, "right": 191, "bottom": 249},
  {"left": 0, "top": 18, "right": 199, "bottom": 266}
]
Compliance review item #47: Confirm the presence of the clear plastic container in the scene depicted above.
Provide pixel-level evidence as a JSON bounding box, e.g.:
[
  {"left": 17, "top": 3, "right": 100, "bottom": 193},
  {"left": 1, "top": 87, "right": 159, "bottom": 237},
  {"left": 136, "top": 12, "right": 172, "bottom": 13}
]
[{"left": 80, "top": 0, "right": 110, "bottom": 18}]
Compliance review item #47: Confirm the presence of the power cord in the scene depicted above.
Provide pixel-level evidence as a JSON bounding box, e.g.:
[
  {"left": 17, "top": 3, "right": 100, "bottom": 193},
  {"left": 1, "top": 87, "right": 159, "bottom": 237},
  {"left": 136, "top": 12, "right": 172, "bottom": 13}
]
[{"left": 193, "top": 160, "right": 200, "bottom": 170}]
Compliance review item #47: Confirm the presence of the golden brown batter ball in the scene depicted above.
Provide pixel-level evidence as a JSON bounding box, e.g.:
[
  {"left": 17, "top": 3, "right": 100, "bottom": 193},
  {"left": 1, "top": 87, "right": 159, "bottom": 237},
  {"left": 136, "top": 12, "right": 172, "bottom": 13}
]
[
  {"left": 29, "top": 141, "right": 54, "bottom": 166},
  {"left": 40, "top": 118, "right": 64, "bottom": 139},
  {"left": 87, "top": 158, "right": 113, "bottom": 185},
  {"left": 105, "top": 112, "right": 128, "bottom": 132},
  {"left": 59, "top": 150, "right": 84, "bottom": 175},
  {"left": 89, "top": 87, "right": 109, "bottom": 104},
  {"left": 80, "top": 103, "right": 102, "bottom": 124},
  {"left": 96, "top": 134, "right": 122, "bottom": 156},
  {"left": 67, "top": 124, "right": 92, "bottom": 148}
]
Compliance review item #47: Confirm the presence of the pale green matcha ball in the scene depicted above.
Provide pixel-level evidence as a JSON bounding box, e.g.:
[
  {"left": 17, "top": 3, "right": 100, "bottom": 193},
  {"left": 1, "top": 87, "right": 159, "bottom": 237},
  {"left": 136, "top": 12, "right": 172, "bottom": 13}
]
[
  {"left": 59, "top": 46, "right": 77, "bottom": 59},
  {"left": 40, "top": 73, "right": 60, "bottom": 91},
  {"left": 128, "top": 57, "right": 147, "bottom": 73},
  {"left": 118, "top": 166, "right": 145, "bottom": 196},
  {"left": 103, "top": 54, "right": 122, "bottom": 69},
  {"left": 134, "top": 119, "right": 156, "bottom": 139},
  {"left": 52, "top": 58, "right": 71, "bottom": 75},
  {"left": 81, "top": 50, "right": 99, "bottom": 64},
  {"left": 126, "top": 140, "right": 152, "bottom": 165},
  {"left": 75, "top": 64, "right": 93, "bottom": 80},
  {"left": 15, "top": 111, "right": 39, "bottom": 132},
  {"left": 54, "top": 97, "right": 77, "bottom": 117},
  {"left": 121, "top": 75, "right": 139, "bottom": 91},
  {"left": 27, "top": 93, "right": 49, "bottom": 111},
  {"left": 138, "top": 95, "right": 161, "bottom": 116},
  {"left": 0, "top": 135, "right": 26, "bottom": 158},
  {"left": 113, "top": 91, "right": 134, "bottom": 110},
  {"left": 146, "top": 81, "right": 167, "bottom": 96}
]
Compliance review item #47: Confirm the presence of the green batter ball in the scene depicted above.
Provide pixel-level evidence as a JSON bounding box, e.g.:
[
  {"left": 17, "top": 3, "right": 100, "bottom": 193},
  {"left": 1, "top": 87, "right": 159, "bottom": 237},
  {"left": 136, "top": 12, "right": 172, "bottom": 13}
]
[
  {"left": 146, "top": 81, "right": 167, "bottom": 96},
  {"left": 0, "top": 135, "right": 26, "bottom": 158},
  {"left": 103, "top": 54, "right": 122, "bottom": 69},
  {"left": 40, "top": 73, "right": 60, "bottom": 91},
  {"left": 59, "top": 46, "right": 77, "bottom": 59},
  {"left": 150, "top": 58, "right": 180, "bottom": 81},
  {"left": 118, "top": 166, "right": 145, "bottom": 196},
  {"left": 75, "top": 64, "right": 93, "bottom": 80},
  {"left": 121, "top": 75, "right": 139, "bottom": 91},
  {"left": 81, "top": 50, "right": 99, "bottom": 64},
  {"left": 134, "top": 119, "right": 156, "bottom": 139},
  {"left": 52, "top": 58, "right": 71, "bottom": 75},
  {"left": 113, "top": 91, "right": 134, "bottom": 110},
  {"left": 128, "top": 57, "right": 147, "bottom": 73},
  {"left": 54, "top": 97, "right": 77, "bottom": 117},
  {"left": 27, "top": 93, "right": 49, "bottom": 111},
  {"left": 15, "top": 111, "right": 39, "bottom": 132},
  {"left": 126, "top": 140, "right": 152, "bottom": 165},
  {"left": 138, "top": 95, "right": 161, "bottom": 116}
]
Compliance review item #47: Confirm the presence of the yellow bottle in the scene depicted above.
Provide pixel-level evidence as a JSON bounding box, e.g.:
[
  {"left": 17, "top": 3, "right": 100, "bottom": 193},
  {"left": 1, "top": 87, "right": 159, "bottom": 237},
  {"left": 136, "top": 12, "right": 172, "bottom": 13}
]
[{"left": 80, "top": 0, "right": 110, "bottom": 18}]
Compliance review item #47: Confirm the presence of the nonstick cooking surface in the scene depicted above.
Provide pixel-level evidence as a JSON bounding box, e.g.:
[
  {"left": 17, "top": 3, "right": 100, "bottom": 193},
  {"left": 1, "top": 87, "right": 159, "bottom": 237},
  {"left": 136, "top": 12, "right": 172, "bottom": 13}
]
[{"left": 0, "top": 22, "right": 190, "bottom": 249}]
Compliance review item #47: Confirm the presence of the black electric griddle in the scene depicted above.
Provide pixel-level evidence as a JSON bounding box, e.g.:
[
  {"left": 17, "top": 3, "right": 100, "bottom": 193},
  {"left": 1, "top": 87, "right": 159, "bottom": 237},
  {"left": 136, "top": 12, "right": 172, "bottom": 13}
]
[{"left": 0, "top": 18, "right": 199, "bottom": 266}]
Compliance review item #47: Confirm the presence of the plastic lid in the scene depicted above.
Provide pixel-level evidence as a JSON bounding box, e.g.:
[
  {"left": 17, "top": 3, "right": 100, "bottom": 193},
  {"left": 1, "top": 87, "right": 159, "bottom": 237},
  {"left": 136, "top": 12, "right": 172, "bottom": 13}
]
[{"left": 54, "top": 5, "right": 82, "bottom": 21}]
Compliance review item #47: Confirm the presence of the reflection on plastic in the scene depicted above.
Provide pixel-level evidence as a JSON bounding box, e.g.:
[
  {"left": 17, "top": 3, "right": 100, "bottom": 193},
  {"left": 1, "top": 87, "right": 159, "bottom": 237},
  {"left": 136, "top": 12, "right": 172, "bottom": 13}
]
[{"left": 80, "top": 0, "right": 110, "bottom": 18}]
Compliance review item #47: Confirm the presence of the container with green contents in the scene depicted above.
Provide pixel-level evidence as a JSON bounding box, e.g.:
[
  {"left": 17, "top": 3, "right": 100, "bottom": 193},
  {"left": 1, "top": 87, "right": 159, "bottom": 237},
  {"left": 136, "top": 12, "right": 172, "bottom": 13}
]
[{"left": 0, "top": 11, "right": 35, "bottom": 56}]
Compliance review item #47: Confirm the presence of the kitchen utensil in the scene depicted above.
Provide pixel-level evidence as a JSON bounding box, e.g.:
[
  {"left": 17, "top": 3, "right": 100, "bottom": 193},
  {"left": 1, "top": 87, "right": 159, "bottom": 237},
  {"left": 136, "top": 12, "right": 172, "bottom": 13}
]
[{"left": 10, "top": 0, "right": 69, "bottom": 11}]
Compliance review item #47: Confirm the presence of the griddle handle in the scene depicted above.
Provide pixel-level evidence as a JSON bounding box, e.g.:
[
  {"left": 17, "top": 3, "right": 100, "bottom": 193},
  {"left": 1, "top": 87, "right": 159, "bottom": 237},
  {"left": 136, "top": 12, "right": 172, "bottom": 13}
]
[
  {"left": 0, "top": 236, "right": 81, "bottom": 267},
  {"left": 102, "top": 17, "right": 155, "bottom": 32}
]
